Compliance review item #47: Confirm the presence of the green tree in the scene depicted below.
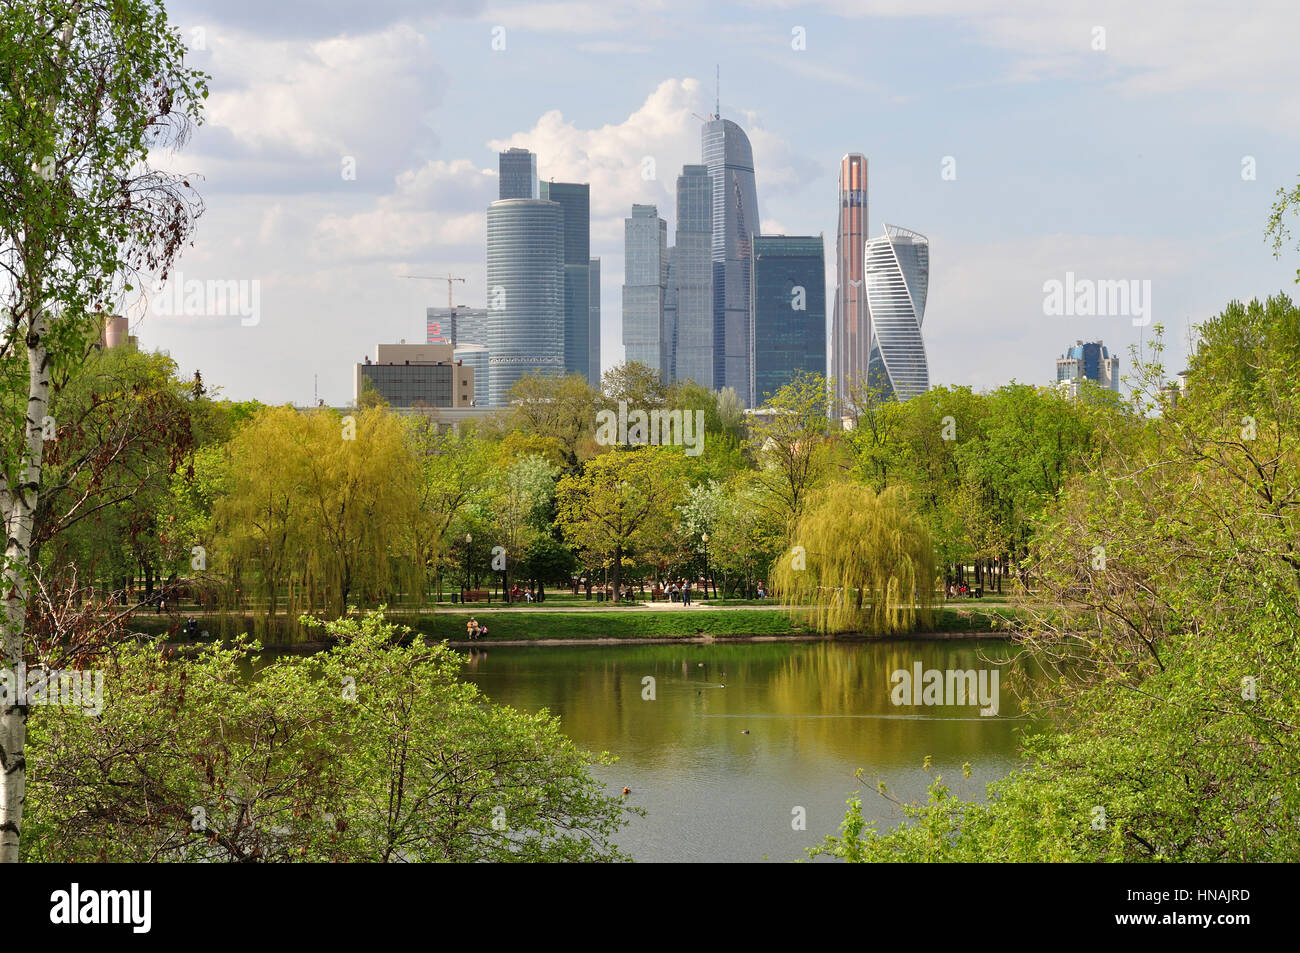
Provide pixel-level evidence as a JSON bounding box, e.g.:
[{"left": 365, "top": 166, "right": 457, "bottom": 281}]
[
  {"left": 554, "top": 446, "right": 687, "bottom": 595},
  {"left": 747, "top": 371, "right": 833, "bottom": 531},
  {"left": 489, "top": 453, "right": 558, "bottom": 600},
  {"left": 23, "top": 610, "right": 634, "bottom": 861},
  {"left": 771, "top": 481, "right": 935, "bottom": 635},
  {"left": 0, "top": 0, "right": 207, "bottom": 862},
  {"left": 601, "top": 360, "right": 668, "bottom": 410},
  {"left": 816, "top": 298, "right": 1300, "bottom": 861},
  {"left": 505, "top": 371, "right": 599, "bottom": 470}
]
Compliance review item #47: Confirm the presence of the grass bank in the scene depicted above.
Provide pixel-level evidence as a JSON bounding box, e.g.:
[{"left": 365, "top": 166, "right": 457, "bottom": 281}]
[{"left": 134, "top": 604, "right": 1024, "bottom": 646}]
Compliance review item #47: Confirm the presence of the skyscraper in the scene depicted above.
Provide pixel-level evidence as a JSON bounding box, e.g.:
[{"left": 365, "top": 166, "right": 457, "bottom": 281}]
[
  {"left": 622, "top": 204, "right": 668, "bottom": 378},
  {"left": 750, "top": 235, "right": 826, "bottom": 406},
  {"left": 426, "top": 306, "right": 487, "bottom": 349},
  {"left": 702, "top": 118, "right": 760, "bottom": 403},
  {"left": 833, "top": 154, "right": 869, "bottom": 413},
  {"left": 864, "top": 225, "right": 930, "bottom": 401},
  {"left": 669, "top": 164, "right": 714, "bottom": 388},
  {"left": 485, "top": 198, "right": 564, "bottom": 406},
  {"left": 663, "top": 244, "right": 678, "bottom": 380},
  {"left": 588, "top": 257, "right": 601, "bottom": 383},
  {"left": 498, "top": 147, "right": 537, "bottom": 200},
  {"left": 539, "top": 180, "right": 593, "bottom": 383},
  {"left": 1056, "top": 340, "right": 1120, "bottom": 393}
]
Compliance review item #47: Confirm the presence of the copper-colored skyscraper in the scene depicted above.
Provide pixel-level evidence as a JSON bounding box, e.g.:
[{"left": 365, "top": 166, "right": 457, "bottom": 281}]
[{"left": 832, "top": 154, "right": 869, "bottom": 414}]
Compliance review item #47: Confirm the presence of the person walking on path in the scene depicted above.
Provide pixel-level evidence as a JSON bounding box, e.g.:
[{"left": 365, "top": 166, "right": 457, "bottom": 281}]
[{"left": 683, "top": 580, "right": 692, "bottom": 606}]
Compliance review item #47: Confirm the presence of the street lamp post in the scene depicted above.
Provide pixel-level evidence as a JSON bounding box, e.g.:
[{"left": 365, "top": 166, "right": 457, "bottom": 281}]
[
  {"left": 464, "top": 533, "right": 473, "bottom": 595},
  {"left": 701, "top": 532, "right": 710, "bottom": 600}
]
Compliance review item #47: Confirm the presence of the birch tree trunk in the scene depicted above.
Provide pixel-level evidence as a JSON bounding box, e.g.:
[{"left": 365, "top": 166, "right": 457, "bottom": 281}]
[
  {"left": 1, "top": 310, "right": 50, "bottom": 862},
  {"left": 0, "top": 0, "right": 206, "bottom": 862}
]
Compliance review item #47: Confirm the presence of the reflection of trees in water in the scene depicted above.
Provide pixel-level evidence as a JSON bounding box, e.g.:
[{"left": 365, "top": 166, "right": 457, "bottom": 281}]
[{"left": 462, "top": 640, "right": 1042, "bottom": 772}]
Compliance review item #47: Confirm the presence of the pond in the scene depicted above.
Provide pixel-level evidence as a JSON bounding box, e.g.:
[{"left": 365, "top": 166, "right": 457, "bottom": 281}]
[{"left": 459, "top": 638, "right": 1041, "bottom": 863}]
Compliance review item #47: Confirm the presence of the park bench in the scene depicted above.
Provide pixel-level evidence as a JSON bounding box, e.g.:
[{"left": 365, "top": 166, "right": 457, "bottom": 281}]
[{"left": 462, "top": 589, "right": 492, "bottom": 603}]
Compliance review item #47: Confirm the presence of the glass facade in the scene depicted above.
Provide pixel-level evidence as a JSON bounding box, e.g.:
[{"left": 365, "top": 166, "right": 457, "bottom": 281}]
[
  {"left": 670, "top": 164, "right": 714, "bottom": 388},
  {"left": 703, "top": 119, "right": 760, "bottom": 404},
  {"left": 357, "top": 363, "right": 460, "bottom": 408},
  {"left": 622, "top": 204, "right": 668, "bottom": 377},
  {"left": 833, "top": 154, "right": 869, "bottom": 413},
  {"left": 486, "top": 198, "right": 565, "bottom": 406},
  {"left": 539, "top": 181, "right": 593, "bottom": 383},
  {"left": 864, "top": 225, "right": 930, "bottom": 401},
  {"left": 454, "top": 345, "right": 490, "bottom": 407},
  {"left": 750, "top": 235, "right": 826, "bottom": 406},
  {"left": 588, "top": 257, "right": 601, "bottom": 383},
  {"left": 1056, "top": 340, "right": 1120, "bottom": 391},
  {"left": 498, "top": 148, "right": 537, "bottom": 200},
  {"left": 427, "top": 306, "right": 487, "bottom": 348}
]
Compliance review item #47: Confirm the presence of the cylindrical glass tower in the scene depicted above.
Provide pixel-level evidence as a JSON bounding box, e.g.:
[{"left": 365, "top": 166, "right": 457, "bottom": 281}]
[{"left": 485, "top": 198, "right": 565, "bottom": 406}]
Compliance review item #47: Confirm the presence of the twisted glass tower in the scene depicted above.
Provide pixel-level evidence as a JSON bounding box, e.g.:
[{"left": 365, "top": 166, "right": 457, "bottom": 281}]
[
  {"left": 703, "top": 118, "right": 760, "bottom": 404},
  {"left": 486, "top": 198, "right": 564, "bottom": 406},
  {"left": 864, "top": 225, "right": 930, "bottom": 401}
]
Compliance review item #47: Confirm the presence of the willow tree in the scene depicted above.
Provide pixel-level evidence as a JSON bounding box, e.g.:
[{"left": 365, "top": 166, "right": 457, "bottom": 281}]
[
  {"left": 772, "top": 482, "right": 935, "bottom": 635},
  {"left": 210, "top": 406, "right": 421, "bottom": 637},
  {"left": 0, "top": 0, "right": 206, "bottom": 863}
]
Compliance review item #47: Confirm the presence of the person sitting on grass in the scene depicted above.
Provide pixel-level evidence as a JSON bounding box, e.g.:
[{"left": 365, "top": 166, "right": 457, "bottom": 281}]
[{"left": 467, "top": 618, "right": 480, "bottom": 640}]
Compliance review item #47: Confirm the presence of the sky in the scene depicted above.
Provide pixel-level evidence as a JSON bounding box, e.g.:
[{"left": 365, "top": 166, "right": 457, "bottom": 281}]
[{"left": 136, "top": 0, "right": 1300, "bottom": 406}]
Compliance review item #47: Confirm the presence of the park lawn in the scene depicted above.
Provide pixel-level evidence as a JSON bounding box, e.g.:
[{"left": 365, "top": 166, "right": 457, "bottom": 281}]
[
  {"left": 403, "top": 608, "right": 810, "bottom": 641},
  {"left": 398, "top": 605, "right": 1017, "bottom": 642},
  {"left": 130, "top": 604, "right": 1024, "bottom": 645}
]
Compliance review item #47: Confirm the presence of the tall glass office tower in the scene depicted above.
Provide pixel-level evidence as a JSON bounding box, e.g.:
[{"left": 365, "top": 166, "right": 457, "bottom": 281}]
[
  {"left": 864, "top": 225, "right": 930, "bottom": 401},
  {"left": 485, "top": 198, "right": 564, "bottom": 406},
  {"left": 702, "top": 118, "right": 760, "bottom": 404},
  {"left": 833, "top": 154, "right": 869, "bottom": 413},
  {"left": 498, "top": 147, "right": 537, "bottom": 200},
  {"left": 669, "top": 164, "right": 714, "bottom": 388},
  {"left": 622, "top": 204, "right": 668, "bottom": 377},
  {"left": 539, "top": 180, "right": 593, "bottom": 383},
  {"left": 750, "top": 235, "right": 826, "bottom": 406},
  {"left": 588, "top": 257, "right": 601, "bottom": 383}
]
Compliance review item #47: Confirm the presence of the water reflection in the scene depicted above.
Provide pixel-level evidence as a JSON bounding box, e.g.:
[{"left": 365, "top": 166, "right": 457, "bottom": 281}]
[{"left": 460, "top": 639, "right": 1041, "bottom": 863}]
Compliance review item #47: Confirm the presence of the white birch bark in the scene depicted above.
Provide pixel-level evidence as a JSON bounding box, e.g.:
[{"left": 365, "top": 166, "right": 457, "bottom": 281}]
[{"left": 1, "top": 309, "right": 50, "bottom": 862}]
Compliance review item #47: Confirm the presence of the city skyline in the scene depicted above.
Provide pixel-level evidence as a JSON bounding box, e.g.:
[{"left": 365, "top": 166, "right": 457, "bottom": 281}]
[{"left": 128, "top": 1, "right": 1298, "bottom": 406}]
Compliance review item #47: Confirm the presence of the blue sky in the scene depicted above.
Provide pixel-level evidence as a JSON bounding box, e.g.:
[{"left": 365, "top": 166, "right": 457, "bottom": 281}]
[{"left": 141, "top": 0, "right": 1300, "bottom": 404}]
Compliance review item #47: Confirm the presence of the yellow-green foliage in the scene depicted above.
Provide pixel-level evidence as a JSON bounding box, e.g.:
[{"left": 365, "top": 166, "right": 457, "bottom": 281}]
[{"left": 772, "top": 482, "right": 934, "bottom": 635}]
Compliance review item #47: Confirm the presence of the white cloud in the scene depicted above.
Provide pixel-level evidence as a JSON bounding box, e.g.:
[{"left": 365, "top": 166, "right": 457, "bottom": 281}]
[
  {"left": 205, "top": 25, "right": 442, "bottom": 161},
  {"left": 755, "top": 0, "right": 1300, "bottom": 125},
  {"left": 313, "top": 159, "right": 497, "bottom": 260}
]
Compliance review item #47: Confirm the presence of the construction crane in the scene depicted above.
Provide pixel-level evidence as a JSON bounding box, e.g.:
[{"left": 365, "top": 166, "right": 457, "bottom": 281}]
[{"left": 400, "top": 273, "right": 466, "bottom": 309}]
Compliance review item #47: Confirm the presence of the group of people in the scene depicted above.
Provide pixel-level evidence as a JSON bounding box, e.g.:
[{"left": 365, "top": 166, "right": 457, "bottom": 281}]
[
  {"left": 465, "top": 617, "right": 489, "bottom": 640},
  {"left": 508, "top": 584, "right": 539, "bottom": 603},
  {"left": 664, "top": 580, "right": 696, "bottom": 605}
]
